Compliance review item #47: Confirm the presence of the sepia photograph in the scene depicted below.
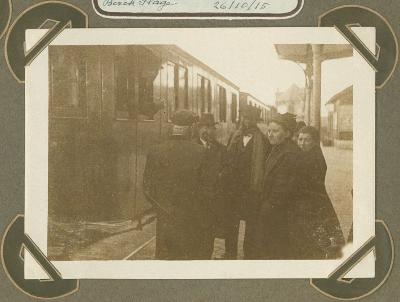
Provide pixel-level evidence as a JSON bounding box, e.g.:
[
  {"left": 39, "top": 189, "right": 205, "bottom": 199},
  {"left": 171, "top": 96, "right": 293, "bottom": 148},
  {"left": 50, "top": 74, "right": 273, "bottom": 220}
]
[{"left": 25, "top": 28, "right": 375, "bottom": 279}]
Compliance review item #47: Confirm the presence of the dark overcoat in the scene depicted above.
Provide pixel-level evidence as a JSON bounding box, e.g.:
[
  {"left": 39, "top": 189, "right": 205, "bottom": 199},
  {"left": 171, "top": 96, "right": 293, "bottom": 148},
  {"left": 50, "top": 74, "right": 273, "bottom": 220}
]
[
  {"left": 196, "top": 138, "right": 227, "bottom": 191},
  {"left": 244, "top": 139, "right": 301, "bottom": 260},
  {"left": 290, "top": 146, "right": 345, "bottom": 259},
  {"left": 225, "top": 127, "right": 270, "bottom": 219},
  {"left": 143, "top": 137, "right": 213, "bottom": 260},
  {"left": 196, "top": 139, "right": 229, "bottom": 238}
]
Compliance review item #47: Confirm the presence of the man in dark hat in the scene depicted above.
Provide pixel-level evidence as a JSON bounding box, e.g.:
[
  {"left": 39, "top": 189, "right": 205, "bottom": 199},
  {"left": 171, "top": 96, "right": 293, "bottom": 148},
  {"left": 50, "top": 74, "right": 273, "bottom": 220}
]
[
  {"left": 143, "top": 110, "right": 213, "bottom": 259},
  {"left": 244, "top": 112, "right": 301, "bottom": 259},
  {"left": 196, "top": 113, "right": 230, "bottom": 252},
  {"left": 197, "top": 113, "right": 219, "bottom": 148},
  {"left": 224, "top": 105, "right": 271, "bottom": 259}
]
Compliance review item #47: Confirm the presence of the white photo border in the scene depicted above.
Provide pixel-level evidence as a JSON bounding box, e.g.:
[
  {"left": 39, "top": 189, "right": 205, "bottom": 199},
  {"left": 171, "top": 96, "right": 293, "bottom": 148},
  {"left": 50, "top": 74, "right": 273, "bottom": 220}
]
[{"left": 25, "top": 27, "right": 375, "bottom": 279}]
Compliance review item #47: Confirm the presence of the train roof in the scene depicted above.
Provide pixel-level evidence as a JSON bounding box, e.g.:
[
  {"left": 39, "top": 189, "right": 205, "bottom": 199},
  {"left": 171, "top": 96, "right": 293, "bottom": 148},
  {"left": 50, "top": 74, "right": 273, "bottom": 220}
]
[
  {"left": 240, "top": 92, "right": 273, "bottom": 109},
  {"left": 144, "top": 45, "right": 240, "bottom": 90}
]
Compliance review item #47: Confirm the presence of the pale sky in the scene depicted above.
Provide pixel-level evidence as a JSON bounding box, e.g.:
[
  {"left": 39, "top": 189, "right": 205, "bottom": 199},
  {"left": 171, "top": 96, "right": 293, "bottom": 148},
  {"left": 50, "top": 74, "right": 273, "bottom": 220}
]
[{"left": 175, "top": 40, "right": 354, "bottom": 116}]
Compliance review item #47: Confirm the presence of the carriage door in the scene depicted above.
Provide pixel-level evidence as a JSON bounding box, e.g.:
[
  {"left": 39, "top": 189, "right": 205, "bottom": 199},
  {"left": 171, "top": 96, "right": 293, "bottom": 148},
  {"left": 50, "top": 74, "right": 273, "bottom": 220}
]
[
  {"left": 134, "top": 47, "right": 165, "bottom": 217},
  {"left": 48, "top": 46, "right": 90, "bottom": 219},
  {"left": 97, "top": 46, "right": 139, "bottom": 221}
]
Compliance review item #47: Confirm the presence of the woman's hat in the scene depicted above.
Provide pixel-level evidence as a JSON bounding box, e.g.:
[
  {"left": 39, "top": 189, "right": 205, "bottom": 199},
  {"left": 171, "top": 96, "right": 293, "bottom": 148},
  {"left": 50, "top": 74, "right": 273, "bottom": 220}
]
[
  {"left": 270, "top": 112, "right": 297, "bottom": 133},
  {"left": 295, "top": 121, "right": 307, "bottom": 133}
]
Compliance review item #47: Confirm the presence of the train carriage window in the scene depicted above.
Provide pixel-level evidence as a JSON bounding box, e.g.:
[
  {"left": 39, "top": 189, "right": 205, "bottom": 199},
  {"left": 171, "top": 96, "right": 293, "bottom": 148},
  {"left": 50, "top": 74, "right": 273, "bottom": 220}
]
[
  {"left": 115, "top": 57, "right": 131, "bottom": 119},
  {"left": 218, "top": 86, "right": 227, "bottom": 122},
  {"left": 198, "top": 75, "right": 205, "bottom": 113},
  {"left": 166, "top": 63, "right": 175, "bottom": 120},
  {"left": 138, "top": 77, "right": 155, "bottom": 118},
  {"left": 152, "top": 66, "right": 162, "bottom": 110},
  {"left": 113, "top": 47, "right": 143, "bottom": 120},
  {"left": 137, "top": 49, "right": 164, "bottom": 120},
  {"left": 206, "top": 81, "right": 212, "bottom": 113},
  {"left": 50, "top": 49, "right": 87, "bottom": 117},
  {"left": 159, "top": 63, "right": 168, "bottom": 121},
  {"left": 182, "top": 67, "right": 189, "bottom": 109},
  {"left": 192, "top": 74, "right": 197, "bottom": 114},
  {"left": 231, "top": 93, "right": 238, "bottom": 123},
  {"left": 197, "top": 75, "right": 211, "bottom": 114},
  {"left": 175, "top": 65, "right": 188, "bottom": 110}
]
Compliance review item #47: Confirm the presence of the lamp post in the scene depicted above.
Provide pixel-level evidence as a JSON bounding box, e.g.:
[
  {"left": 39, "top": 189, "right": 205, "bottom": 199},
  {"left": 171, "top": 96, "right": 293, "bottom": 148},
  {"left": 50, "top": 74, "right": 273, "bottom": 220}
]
[
  {"left": 294, "top": 61, "right": 313, "bottom": 125},
  {"left": 311, "top": 44, "right": 323, "bottom": 130}
]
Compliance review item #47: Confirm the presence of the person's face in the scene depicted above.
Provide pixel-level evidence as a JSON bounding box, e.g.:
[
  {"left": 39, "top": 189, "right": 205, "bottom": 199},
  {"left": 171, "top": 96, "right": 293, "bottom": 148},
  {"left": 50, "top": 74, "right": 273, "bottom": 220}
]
[
  {"left": 298, "top": 133, "right": 315, "bottom": 151},
  {"left": 199, "top": 126, "right": 209, "bottom": 141},
  {"left": 267, "top": 122, "right": 290, "bottom": 145},
  {"left": 292, "top": 133, "right": 299, "bottom": 143},
  {"left": 242, "top": 117, "right": 250, "bottom": 129},
  {"left": 242, "top": 117, "right": 256, "bottom": 130}
]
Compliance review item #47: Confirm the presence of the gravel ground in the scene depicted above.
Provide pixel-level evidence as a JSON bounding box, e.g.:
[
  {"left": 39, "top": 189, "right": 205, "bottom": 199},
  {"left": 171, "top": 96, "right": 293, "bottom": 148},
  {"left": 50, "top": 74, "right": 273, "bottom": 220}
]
[{"left": 322, "top": 146, "right": 353, "bottom": 240}]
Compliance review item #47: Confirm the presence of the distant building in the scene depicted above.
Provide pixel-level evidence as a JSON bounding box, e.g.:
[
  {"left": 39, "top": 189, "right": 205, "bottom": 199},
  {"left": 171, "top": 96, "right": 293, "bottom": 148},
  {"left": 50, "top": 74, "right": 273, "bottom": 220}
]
[
  {"left": 275, "top": 84, "right": 305, "bottom": 121},
  {"left": 325, "top": 86, "right": 353, "bottom": 149}
]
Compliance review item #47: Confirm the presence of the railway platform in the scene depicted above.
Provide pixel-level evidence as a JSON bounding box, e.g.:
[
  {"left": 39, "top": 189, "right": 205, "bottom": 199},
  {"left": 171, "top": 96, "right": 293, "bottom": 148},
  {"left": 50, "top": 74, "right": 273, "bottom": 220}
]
[{"left": 49, "top": 145, "right": 352, "bottom": 260}]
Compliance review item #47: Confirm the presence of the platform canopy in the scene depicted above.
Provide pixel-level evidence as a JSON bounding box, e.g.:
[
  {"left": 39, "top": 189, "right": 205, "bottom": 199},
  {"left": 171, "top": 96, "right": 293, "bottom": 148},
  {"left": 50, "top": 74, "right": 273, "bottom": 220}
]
[
  {"left": 273, "top": 44, "right": 353, "bottom": 130},
  {"left": 274, "top": 44, "right": 353, "bottom": 63}
]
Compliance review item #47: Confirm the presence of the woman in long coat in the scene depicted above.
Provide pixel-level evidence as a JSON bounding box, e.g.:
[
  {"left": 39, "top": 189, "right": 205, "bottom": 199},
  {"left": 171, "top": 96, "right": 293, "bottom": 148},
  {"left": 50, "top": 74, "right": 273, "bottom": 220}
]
[
  {"left": 292, "top": 126, "right": 345, "bottom": 259},
  {"left": 244, "top": 113, "right": 300, "bottom": 259}
]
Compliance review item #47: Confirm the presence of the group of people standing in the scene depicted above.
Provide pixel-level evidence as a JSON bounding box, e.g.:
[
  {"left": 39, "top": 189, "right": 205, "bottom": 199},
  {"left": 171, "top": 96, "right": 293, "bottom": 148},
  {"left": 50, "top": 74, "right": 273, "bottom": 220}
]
[{"left": 143, "top": 107, "right": 345, "bottom": 260}]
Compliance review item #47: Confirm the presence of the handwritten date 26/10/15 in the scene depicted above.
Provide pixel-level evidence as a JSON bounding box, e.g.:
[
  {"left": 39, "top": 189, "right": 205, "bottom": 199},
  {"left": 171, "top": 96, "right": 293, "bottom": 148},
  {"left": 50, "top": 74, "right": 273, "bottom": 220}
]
[{"left": 214, "top": 0, "right": 270, "bottom": 10}]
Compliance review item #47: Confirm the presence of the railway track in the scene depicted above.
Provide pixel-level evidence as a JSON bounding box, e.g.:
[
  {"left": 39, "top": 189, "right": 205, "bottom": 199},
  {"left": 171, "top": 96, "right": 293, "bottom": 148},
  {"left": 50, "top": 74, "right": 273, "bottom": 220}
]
[{"left": 124, "top": 236, "right": 156, "bottom": 260}]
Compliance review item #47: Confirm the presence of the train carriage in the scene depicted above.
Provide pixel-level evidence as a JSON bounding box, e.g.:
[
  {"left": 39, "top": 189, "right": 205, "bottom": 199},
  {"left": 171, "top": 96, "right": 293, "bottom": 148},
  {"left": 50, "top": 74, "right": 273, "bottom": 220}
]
[
  {"left": 239, "top": 92, "right": 275, "bottom": 132},
  {"left": 48, "top": 44, "right": 240, "bottom": 222}
]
